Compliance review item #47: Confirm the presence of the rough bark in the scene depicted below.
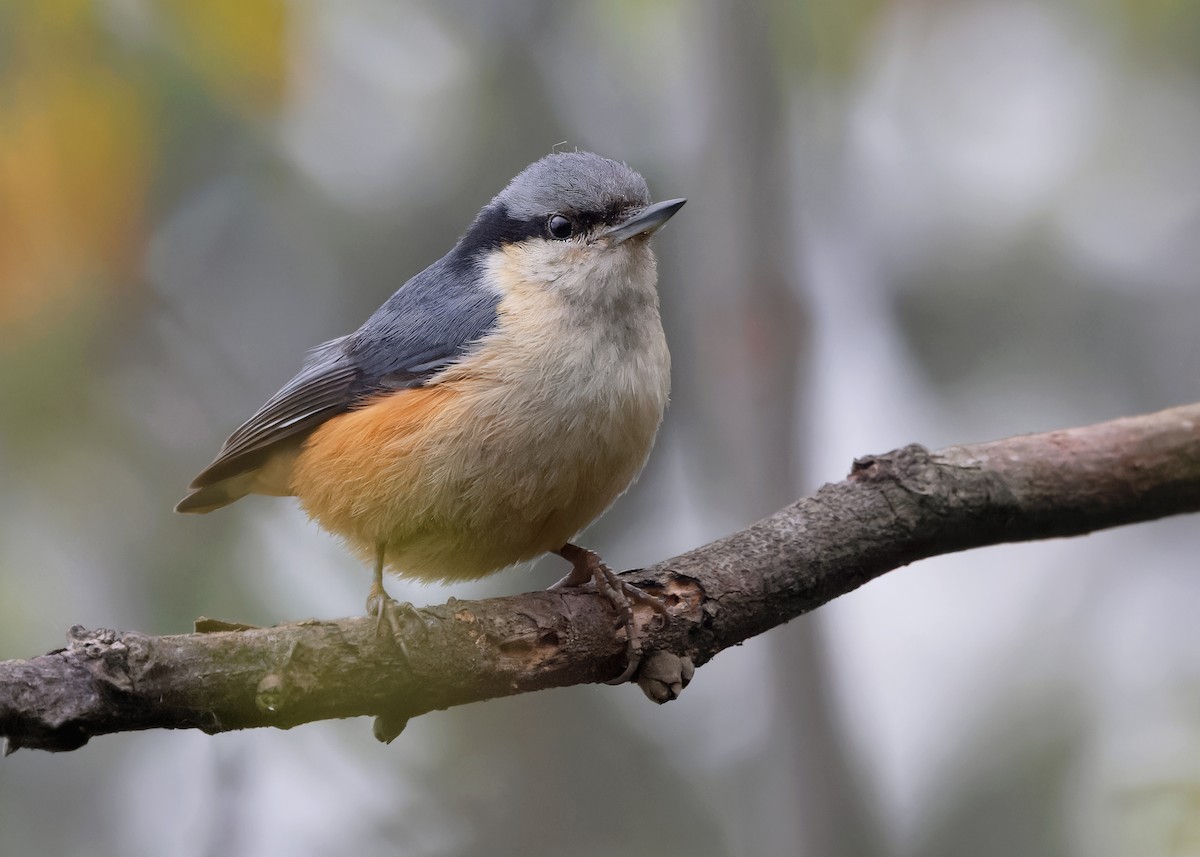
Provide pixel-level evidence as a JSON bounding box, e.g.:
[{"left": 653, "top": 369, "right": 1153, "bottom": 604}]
[{"left": 3, "top": 403, "right": 1199, "bottom": 754}]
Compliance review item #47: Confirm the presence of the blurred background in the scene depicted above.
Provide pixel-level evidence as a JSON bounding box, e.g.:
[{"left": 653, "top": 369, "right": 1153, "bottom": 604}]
[{"left": 2, "top": 0, "right": 1199, "bottom": 854}]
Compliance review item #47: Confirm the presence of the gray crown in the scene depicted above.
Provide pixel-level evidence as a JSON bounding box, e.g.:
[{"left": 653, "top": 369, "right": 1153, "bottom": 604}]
[{"left": 495, "top": 152, "right": 651, "bottom": 219}]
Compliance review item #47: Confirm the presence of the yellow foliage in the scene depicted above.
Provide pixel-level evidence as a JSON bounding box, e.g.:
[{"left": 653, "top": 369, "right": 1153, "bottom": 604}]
[
  {"left": 160, "top": 0, "right": 289, "bottom": 113},
  {"left": 0, "top": 25, "right": 153, "bottom": 342}
]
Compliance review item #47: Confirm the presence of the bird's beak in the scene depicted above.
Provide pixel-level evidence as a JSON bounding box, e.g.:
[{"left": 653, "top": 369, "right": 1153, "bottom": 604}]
[{"left": 602, "top": 198, "right": 687, "bottom": 244}]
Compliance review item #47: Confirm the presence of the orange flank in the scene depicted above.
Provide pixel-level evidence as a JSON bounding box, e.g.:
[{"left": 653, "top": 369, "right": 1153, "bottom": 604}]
[
  {"left": 290, "top": 385, "right": 461, "bottom": 545},
  {"left": 286, "top": 356, "right": 660, "bottom": 583}
]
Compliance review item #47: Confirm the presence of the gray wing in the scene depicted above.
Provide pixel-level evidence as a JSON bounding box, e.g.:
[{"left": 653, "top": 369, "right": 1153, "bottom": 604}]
[
  {"left": 183, "top": 255, "right": 500, "bottom": 492},
  {"left": 185, "top": 337, "right": 358, "bottom": 489}
]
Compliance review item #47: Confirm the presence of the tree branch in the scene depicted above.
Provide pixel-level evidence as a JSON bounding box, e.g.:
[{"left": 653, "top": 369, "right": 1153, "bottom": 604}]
[{"left": 3, "top": 403, "right": 1199, "bottom": 753}]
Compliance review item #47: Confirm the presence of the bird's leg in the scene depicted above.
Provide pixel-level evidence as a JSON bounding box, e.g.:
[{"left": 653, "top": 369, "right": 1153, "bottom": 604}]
[
  {"left": 551, "top": 543, "right": 669, "bottom": 684},
  {"left": 362, "top": 545, "right": 424, "bottom": 743},
  {"left": 366, "top": 543, "right": 391, "bottom": 632},
  {"left": 365, "top": 544, "right": 424, "bottom": 648}
]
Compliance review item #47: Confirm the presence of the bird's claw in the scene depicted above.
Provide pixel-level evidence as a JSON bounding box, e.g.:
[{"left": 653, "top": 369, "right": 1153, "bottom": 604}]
[
  {"left": 552, "top": 544, "right": 670, "bottom": 684},
  {"left": 366, "top": 587, "right": 427, "bottom": 665}
]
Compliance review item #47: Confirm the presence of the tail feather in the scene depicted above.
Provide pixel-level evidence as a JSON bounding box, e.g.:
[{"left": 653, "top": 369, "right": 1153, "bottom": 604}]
[
  {"left": 176, "top": 444, "right": 300, "bottom": 514},
  {"left": 175, "top": 474, "right": 254, "bottom": 514}
]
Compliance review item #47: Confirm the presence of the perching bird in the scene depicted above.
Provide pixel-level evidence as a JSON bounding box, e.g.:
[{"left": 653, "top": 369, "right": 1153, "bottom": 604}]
[{"left": 177, "top": 152, "right": 684, "bottom": 679}]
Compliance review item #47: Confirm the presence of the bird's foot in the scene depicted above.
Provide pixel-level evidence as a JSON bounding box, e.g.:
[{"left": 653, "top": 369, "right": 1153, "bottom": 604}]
[
  {"left": 366, "top": 582, "right": 426, "bottom": 659},
  {"left": 552, "top": 543, "right": 669, "bottom": 684},
  {"left": 364, "top": 581, "right": 422, "bottom": 745}
]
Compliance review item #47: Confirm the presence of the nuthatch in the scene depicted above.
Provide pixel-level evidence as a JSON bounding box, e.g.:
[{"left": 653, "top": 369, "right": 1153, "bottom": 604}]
[{"left": 177, "top": 152, "right": 685, "bottom": 680}]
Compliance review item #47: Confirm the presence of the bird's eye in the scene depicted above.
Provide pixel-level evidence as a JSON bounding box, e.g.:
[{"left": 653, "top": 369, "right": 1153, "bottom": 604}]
[{"left": 547, "top": 214, "right": 574, "bottom": 240}]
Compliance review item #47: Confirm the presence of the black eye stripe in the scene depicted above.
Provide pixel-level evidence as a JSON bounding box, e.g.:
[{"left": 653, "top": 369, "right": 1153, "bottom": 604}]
[
  {"left": 450, "top": 203, "right": 539, "bottom": 272},
  {"left": 452, "top": 200, "right": 638, "bottom": 273}
]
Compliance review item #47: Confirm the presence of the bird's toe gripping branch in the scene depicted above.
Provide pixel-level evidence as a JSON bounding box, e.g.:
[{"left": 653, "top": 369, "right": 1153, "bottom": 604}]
[
  {"left": 363, "top": 590, "right": 425, "bottom": 744},
  {"left": 551, "top": 543, "right": 671, "bottom": 685}
]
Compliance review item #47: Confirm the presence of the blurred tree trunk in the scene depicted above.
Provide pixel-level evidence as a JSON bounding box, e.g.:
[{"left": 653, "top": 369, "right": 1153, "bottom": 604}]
[{"left": 674, "top": 1, "right": 879, "bottom": 854}]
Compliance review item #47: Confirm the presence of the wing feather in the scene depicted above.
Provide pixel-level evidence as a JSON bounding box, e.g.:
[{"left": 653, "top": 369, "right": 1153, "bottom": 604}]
[
  {"left": 182, "top": 253, "right": 501, "bottom": 495},
  {"left": 187, "top": 337, "right": 358, "bottom": 488}
]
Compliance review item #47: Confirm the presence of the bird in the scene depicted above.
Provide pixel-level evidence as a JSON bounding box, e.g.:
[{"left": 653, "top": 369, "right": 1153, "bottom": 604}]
[{"left": 177, "top": 151, "right": 685, "bottom": 681}]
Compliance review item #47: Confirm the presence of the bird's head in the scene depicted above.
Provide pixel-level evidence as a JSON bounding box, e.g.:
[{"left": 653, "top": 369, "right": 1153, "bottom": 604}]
[{"left": 454, "top": 152, "right": 685, "bottom": 307}]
